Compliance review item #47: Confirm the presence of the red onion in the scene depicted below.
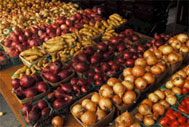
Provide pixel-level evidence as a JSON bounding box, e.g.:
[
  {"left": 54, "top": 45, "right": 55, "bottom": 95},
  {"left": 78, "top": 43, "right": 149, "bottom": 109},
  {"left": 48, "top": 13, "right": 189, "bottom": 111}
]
[
  {"left": 41, "top": 107, "right": 50, "bottom": 118},
  {"left": 53, "top": 99, "right": 66, "bottom": 109},
  {"left": 37, "top": 100, "right": 48, "bottom": 109},
  {"left": 20, "top": 75, "right": 35, "bottom": 88},
  {"left": 11, "top": 79, "right": 20, "bottom": 89},
  {"left": 24, "top": 88, "right": 38, "bottom": 98},
  {"left": 21, "top": 103, "right": 32, "bottom": 115}
]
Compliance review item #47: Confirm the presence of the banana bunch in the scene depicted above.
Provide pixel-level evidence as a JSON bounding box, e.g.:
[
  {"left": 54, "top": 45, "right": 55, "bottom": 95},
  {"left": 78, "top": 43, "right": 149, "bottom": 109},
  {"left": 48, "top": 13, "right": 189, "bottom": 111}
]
[
  {"left": 12, "top": 57, "right": 52, "bottom": 79},
  {"left": 108, "top": 13, "right": 127, "bottom": 28},
  {"left": 79, "top": 24, "right": 101, "bottom": 41},
  {"left": 20, "top": 46, "right": 47, "bottom": 63}
]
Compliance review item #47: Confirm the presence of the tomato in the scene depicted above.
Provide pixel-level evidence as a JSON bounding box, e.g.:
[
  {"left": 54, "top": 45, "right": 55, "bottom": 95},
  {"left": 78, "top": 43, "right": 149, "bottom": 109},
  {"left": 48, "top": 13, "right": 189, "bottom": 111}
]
[
  {"left": 181, "top": 100, "right": 186, "bottom": 106},
  {"left": 178, "top": 116, "right": 186, "bottom": 124},
  {"left": 171, "top": 121, "right": 179, "bottom": 127},
  {"left": 173, "top": 111, "right": 181, "bottom": 117},
  {"left": 180, "top": 123, "right": 186, "bottom": 127},
  {"left": 182, "top": 87, "right": 187, "bottom": 94},
  {"left": 167, "top": 113, "right": 176, "bottom": 121},
  {"left": 185, "top": 97, "right": 189, "bottom": 105},
  {"left": 159, "top": 116, "right": 169, "bottom": 126},
  {"left": 178, "top": 105, "right": 188, "bottom": 115},
  {"left": 166, "top": 109, "right": 174, "bottom": 116}
]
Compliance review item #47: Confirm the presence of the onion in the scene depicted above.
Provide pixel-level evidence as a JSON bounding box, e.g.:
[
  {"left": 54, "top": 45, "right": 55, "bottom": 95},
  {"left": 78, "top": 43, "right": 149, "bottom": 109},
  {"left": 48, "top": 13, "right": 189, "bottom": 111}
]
[
  {"left": 176, "top": 33, "right": 188, "bottom": 42},
  {"left": 154, "top": 49, "right": 162, "bottom": 58},
  {"left": 122, "top": 80, "right": 134, "bottom": 90},
  {"left": 135, "top": 77, "right": 147, "bottom": 90},
  {"left": 113, "top": 82, "right": 126, "bottom": 98},
  {"left": 152, "top": 103, "right": 165, "bottom": 115},
  {"left": 85, "top": 101, "right": 96, "bottom": 112},
  {"left": 150, "top": 65, "right": 162, "bottom": 75},
  {"left": 135, "top": 58, "right": 147, "bottom": 67},
  {"left": 37, "top": 100, "right": 47, "bottom": 109},
  {"left": 81, "top": 99, "right": 91, "bottom": 108},
  {"left": 172, "top": 76, "right": 184, "bottom": 87},
  {"left": 156, "top": 63, "right": 166, "bottom": 72},
  {"left": 24, "top": 88, "right": 38, "bottom": 98},
  {"left": 52, "top": 116, "right": 64, "bottom": 127},
  {"left": 74, "top": 62, "right": 89, "bottom": 72},
  {"left": 148, "top": 93, "right": 159, "bottom": 103},
  {"left": 99, "top": 85, "right": 114, "bottom": 98},
  {"left": 166, "top": 95, "right": 177, "bottom": 105},
  {"left": 177, "top": 70, "right": 187, "bottom": 78},
  {"left": 159, "top": 45, "right": 173, "bottom": 55},
  {"left": 112, "top": 95, "right": 122, "bottom": 105},
  {"left": 143, "top": 73, "right": 155, "bottom": 85},
  {"left": 96, "top": 108, "right": 106, "bottom": 121},
  {"left": 143, "top": 50, "right": 154, "bottom": 59},
  {"left": 123, "top": 91, "right": 136, "bottom": 104},
  {"left": 141, "top": 99, "right": 153, "bottom": 108},
  {"left": 138, "top": 104, "right": 152, "bottom": 115},
  {"left": 159, "top": 100, "right": 170, "bottom": 109},
  {"left": 184, "top": 79, "right": 189, "bottom": 89},
  {"left": 119, "top": 111, "right": 134, "bottom": 126},
  {"left": 124, "top": 75, "right": 135, "bottom": 83},
  {"left": 145, "top": 66, "right": 151, "bottom": 72},
  {"left": 107, "top": 78, "right": 119, "bottom": 86},
  {"left": 99, "top": 97, "right": 112, "bottom": 111},
  {"left": 165, "top": 80, "right": 174, "bottom": 89},
  {"left": 72, "top": 104, "right": 85, "bottom": 118},
  {"left": 163, "top": 89, "right": 175, "bottom": 96},
  {"left": 154, "top": 90, "right": 165, "bottom": 100},
  {"left": 146, "top": 55, "right": 158, "bottom": 65},
  {"left": 143, "top": 116, "right": 155, "bottom": 126},
  {"left": 132, "top": 66, "right": 145, "bottom": 77},
  {"left": 21, "top": 103, "right": 32, "bottom": 115},
  {"left": 91, "top": 93, "right": 100, "bottom": 104},
  {"left": 81, "top": 111, "right": 96, "bottom": 126},
  {"left": 167, "top": 53, "right": 179, "bottom": 64},
  {"left": 172, "top": 87, "right": 182, "bottom": 95},
  {"left": 135, "top": 113, "right": 143, "bottom": 121},
  {"left": 41, "top": 107, "right": 51, "bottom": 118},
  {"left": 123, "top": 68, "right": 132, "bottom": 77},
  {"left": 36, "top": 82, "right": 48, "bottom": 92},
  {"left": 11, "top": 79, "right": 20, "bottom": 89},
  {"left": 28, "top": 106, "right": 41, "bottom": 123},
  {"left": 130, "top": 122, "right": 141, "bottom": 127}
]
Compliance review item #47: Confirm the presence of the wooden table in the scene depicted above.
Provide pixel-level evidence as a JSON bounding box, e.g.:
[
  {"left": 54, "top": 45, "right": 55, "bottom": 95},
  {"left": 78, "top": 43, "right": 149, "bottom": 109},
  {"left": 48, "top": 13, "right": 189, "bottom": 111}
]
[{"left": 0, "top": 65, "right": 81, "bottom": 127}]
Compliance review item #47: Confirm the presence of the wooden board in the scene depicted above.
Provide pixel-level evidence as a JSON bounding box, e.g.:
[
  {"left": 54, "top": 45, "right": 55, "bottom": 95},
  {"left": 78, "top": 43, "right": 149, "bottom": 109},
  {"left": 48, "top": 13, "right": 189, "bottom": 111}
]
[{"left": 0, "top": 65, "right": 81, "bottom": 127}]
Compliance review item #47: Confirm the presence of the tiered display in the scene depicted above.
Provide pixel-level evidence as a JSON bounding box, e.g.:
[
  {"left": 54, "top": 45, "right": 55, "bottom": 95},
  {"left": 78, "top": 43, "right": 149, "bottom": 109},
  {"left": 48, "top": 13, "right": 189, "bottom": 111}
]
[{"left": 0, "top": 1, "right": 188, "bottom": 127}]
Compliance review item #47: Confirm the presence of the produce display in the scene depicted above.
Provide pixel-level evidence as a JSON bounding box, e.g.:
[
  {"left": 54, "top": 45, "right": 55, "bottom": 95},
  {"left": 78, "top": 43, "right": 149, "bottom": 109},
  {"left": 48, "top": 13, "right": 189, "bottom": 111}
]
[
  {"left": 1, "top": 1, "right": 189, "bottom": 127},
  {"left": 177, "top": 96, "right": 189, "bottom": 115},
  {"left": 46, "top": 86, "right": 73, "bottom": 110},
  {"left": 165, "top": 65, "right": 189, "bottom": 95},
  {"left": 41, "top": 61, "right": 74, "bottom": 85},
  {"left": 11, "top": 74, "right": 49, "bottom": 104},
  {"left": 21, "top": 100, "right": 52, "bottom": 124},
  {"left": 71, "top": 92, "right": 114, "bottom": 126},
  {"left": 159, "top": 109, "right": 188, "bottom": 127}
]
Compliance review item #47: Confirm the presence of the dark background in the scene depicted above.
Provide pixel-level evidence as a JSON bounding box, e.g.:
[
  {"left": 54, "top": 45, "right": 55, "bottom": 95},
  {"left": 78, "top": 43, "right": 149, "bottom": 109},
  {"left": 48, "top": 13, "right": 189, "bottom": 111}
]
[{"left": 59, "top": 0, "right": 189, "bottom": 36}]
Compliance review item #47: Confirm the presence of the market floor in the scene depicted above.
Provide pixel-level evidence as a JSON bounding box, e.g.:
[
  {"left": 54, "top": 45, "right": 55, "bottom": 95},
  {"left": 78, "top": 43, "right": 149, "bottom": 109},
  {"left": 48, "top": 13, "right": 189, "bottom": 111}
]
[{"left": 0, "top": 94, "right": 20, "bottom": 127}]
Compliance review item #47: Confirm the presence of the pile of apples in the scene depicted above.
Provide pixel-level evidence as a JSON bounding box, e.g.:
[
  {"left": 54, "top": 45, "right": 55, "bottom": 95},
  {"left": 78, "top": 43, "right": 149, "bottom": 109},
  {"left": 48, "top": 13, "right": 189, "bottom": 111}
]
[
  {"left": 11, "top": 74, "right": 49, "bottom": 99},
  {"left": 21, "top": 100, "right": 52, "bottom": 124},
  {"left": 42, "top": 61, "right": 74, "bottom": 83}
]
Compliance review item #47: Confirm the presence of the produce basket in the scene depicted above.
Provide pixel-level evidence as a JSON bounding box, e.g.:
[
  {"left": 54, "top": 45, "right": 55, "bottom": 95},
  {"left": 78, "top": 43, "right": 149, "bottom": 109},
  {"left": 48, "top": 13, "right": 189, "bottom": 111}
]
[
  {"left": 0, "top": 54, "right": 12, "bottom": 71},
  {"left": 10, "top": 56, "right": 22, "bottom": 66},
  {"left": 19, "top": 54, "right": 49, "bottom": 67},
  {"left": 14, "top": 86, "right": 50, "bottom": 105},
  {"left": 167, "top": 61, "right": 183, "bottom": 75},
  {"left": 40, "top": 70, "right": 75, "bottom": 88},
  {"left": 70, "top": 92, "right": 116, "bottom": 127},
  {"left": 19, "top": 98, "right": 54, "bottom": 127},
  {"left": 114, "top": 89, "right": 141, "bottom": 113}
]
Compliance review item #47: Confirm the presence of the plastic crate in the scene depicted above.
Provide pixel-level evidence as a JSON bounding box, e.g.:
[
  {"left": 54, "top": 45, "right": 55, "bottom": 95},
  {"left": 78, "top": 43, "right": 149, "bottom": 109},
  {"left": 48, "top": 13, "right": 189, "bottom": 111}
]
[
  {"left": 10, "top": 56, "right": 22, "bottom": 66},
  {"left": 19, "top": 98, "right": 54, "bottom": 127}
]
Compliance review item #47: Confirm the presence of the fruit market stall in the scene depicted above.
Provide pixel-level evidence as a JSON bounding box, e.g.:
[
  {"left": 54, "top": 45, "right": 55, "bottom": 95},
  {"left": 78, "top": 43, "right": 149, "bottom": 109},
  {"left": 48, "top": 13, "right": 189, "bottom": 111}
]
[{"left": 0, "top": 0, "right": 189, "bottom": 127}]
